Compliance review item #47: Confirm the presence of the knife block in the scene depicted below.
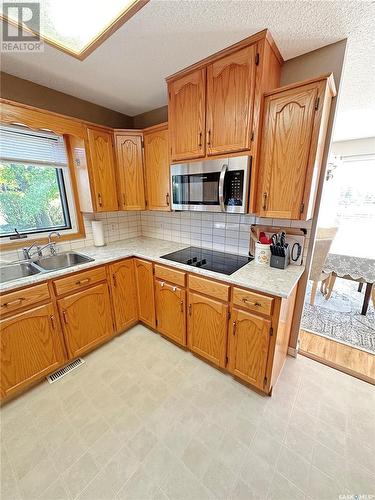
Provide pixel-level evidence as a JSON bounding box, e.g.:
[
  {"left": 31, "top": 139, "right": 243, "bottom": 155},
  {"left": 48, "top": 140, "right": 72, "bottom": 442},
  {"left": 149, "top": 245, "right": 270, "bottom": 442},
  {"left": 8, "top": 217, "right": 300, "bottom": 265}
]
[{"left": 270, "top": 247, "right": 290, "bottom": 269}]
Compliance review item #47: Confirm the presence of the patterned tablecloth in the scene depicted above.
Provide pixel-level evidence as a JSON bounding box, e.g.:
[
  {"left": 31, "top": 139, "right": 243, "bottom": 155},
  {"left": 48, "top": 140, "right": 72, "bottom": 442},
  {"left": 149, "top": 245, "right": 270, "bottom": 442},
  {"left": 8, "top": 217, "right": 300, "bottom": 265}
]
[{"left": 323, "top": 253, "right": 375, "bottom": 283}]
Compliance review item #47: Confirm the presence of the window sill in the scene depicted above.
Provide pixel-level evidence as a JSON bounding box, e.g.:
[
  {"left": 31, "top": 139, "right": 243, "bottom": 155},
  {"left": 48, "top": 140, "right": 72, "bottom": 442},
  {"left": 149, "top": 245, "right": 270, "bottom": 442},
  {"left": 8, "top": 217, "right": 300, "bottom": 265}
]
[{"left": 0, "top": 229, "right": 86, "bottom": 251}]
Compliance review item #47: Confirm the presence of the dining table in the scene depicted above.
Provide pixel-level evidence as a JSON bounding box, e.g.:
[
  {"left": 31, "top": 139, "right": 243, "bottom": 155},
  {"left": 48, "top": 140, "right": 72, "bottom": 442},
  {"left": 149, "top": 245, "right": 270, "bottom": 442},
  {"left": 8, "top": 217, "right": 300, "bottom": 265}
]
[{"left": 323, "top": 252, "right": 375, "bottom": 315}]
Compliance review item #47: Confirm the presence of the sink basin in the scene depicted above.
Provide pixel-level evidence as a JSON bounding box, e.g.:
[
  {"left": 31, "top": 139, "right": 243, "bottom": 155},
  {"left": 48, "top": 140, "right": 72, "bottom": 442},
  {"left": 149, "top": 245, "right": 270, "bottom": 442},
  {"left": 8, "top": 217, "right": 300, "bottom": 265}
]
[
  {"left": 33, "top": 252, "right": 94, "bottom": 271},
  {"left": 0, "top": 262, "right": 41, "bottom": 283}
]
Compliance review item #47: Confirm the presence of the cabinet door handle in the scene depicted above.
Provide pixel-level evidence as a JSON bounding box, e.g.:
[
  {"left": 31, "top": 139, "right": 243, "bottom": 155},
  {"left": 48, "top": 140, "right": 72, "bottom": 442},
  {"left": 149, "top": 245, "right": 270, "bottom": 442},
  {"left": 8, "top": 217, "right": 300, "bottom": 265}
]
[
  {"left": 262, "top": 192, "right": 268, "bottom": 211},
  {"left": 180, "top": 300, "right": 184, "bottom": 313},
  {"left": 172, "top": 286, "right": 177, "bottom": 292},
  {"left": 50, "top": 315, "right": 56, "bottom": 330},
  {"left": 122, "top": 193, "right": 126, "bottom": 207},
  {"left": 112, "top": 274, "right": 117, "bottom": 287},
  {"left": 207, "top": 129, "right": 211, "bottom": 146},
  {"left": 232, "top": 320, "right": 237, "bottom": 335},
  {"left": 242, "top": 298, "right": 261, "bottom": 307},
  {"left": 188, "top": 303, "right": 192, "bottom": 316},
  {"left": 98, "top": 192, "right": 103, "bottom": 207},
  {"left": 62, "top": 310, "right": 68, "bottom": 325},
  {"left": 166, "top": 193, "right": 170, "bottom": 206},
  {"left": 1, "top": 297, "right": 25, "bottom": 307},
  {"left": 75, "top": 277, "right": 90, "bottom": 286},
  {"left": 160, "top": 281, "right": 165, "bottom": 287},
  {"left": 198, "top": 131, "right": 202, "bottom": 147}
]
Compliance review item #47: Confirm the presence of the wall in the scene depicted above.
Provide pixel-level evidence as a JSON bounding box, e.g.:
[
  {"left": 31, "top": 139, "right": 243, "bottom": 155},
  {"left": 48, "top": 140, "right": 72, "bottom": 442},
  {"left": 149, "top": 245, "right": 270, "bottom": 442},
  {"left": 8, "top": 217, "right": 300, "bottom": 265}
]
[
  {"left": 133, "top": 105, "right": 168, "bottom": 129},
  {"left": 331, "top": 137, "right": 375, "bottom": 156},
  {"left": 1, "top": 212, "right": 142, "bottom": 264},
  {"left": 0, "top": 72, "right": 133, "bottom": 129}
]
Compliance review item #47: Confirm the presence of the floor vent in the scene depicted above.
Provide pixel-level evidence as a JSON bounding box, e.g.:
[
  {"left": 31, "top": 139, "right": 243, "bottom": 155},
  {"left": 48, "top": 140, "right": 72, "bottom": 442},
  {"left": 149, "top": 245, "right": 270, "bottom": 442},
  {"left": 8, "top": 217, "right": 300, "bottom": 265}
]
[{"left": 46, "top": 358, "right": 85, "bottom": 384}]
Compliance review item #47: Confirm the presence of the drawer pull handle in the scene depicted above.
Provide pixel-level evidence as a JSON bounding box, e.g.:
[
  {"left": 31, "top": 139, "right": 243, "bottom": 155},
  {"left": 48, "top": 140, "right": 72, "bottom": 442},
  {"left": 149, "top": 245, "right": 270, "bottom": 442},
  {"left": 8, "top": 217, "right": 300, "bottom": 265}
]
[
  {"left": 62, "top": 310, "right": 68, "bottom": 325},
  {"left": 242, "top": 298, "right": 261, "bottom": 307},
  {"left": 75, "top": 278, "right": 90, "bottom": 286},
  {"left": 1, "top": 297, "right": 25, "bottom": 307}
]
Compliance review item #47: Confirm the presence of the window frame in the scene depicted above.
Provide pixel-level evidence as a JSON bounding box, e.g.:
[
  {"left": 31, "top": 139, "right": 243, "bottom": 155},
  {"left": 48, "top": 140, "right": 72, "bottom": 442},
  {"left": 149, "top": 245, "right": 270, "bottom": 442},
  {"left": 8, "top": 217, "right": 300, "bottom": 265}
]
[{"left": 0, "top": 122, "right": 86, "bottom": 251}]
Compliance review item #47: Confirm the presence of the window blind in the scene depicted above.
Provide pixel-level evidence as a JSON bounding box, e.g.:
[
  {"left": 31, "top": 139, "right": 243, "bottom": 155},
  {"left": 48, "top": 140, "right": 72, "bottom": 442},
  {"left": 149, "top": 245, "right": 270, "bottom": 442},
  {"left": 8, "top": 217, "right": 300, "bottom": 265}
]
[{"left": 0, "top": 125, "right": 68, "bottom": 167}]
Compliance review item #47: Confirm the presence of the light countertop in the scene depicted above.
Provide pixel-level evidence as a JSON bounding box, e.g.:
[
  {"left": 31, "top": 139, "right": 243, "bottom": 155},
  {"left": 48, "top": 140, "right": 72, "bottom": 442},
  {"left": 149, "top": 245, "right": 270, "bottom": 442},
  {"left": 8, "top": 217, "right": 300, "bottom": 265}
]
[{"left": 0, "top": 237, "right": 305, "bottom": 298}]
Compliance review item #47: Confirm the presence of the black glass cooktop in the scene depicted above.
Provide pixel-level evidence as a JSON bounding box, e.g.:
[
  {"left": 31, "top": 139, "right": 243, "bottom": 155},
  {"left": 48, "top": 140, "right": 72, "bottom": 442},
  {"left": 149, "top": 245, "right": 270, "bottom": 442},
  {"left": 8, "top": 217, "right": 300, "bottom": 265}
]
[{"left": 161, "top": 246, "right": 252, "bottom": 275}]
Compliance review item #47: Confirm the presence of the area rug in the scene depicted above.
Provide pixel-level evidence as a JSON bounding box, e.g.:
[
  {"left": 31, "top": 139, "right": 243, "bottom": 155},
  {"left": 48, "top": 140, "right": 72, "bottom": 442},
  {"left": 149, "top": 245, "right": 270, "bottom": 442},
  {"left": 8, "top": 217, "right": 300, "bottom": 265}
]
[{"left": 301, "top": 279, "right": 375, "bottom": 353}]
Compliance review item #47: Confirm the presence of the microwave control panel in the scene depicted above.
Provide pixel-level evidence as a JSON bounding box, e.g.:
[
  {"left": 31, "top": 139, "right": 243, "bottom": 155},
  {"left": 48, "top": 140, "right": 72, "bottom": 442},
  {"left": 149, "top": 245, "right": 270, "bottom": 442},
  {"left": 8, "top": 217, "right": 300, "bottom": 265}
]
[{"left": 225, "top": 170, "right": 244, "bottom": 206}]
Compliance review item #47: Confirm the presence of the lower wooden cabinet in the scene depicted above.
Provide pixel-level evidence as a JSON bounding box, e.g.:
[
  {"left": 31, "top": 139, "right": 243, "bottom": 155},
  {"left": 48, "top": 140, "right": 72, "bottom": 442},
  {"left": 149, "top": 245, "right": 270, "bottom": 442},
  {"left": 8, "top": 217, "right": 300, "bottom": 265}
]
[
  {"left": 0, "top": 303, "right": 65, "bottom": 399},
  {"left": 58, "top": 283, "right": 114, "bottom": 358},
  {"left": 187, "top": 291, "right": 228, "bottom": 368},
  {"left": 155, "top": 279, "right": 186, "bottom": 346},
  {"left": 228, "top": 308, "right": 271, "bottom": 390},
  {"left": 134, "top": 259, "right": 156, "bottom": 328},
  {"left": 109, "top": 259, "right": 138, "bottom": 332}
]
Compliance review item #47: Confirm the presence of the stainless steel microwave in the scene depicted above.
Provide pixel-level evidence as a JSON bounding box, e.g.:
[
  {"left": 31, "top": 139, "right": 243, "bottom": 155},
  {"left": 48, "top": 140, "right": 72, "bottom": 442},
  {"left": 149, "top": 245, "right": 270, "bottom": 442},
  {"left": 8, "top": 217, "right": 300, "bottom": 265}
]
[{"left": 170, "top": 156, "right": 250, "bottom": 213}]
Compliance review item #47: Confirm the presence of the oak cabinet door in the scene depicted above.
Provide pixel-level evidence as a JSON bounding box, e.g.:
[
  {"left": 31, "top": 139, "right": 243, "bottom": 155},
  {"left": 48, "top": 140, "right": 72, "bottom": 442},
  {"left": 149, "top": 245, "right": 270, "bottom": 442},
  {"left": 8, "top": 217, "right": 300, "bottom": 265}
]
[
  {"left": 86, "top": 127, "right": 118, "bottom": 212},
  {"left": 0, "top": 303, "right": 65, "bottom": 399},
  {"left": 115, "top": 133, "right": 145, "bottom": 210},
  {"left": 109, "top": 259, "right": 138, "bottom": 333},
  {"left": 187, "top": 291, "right": 228, "bottom": 368},
  {"left": 134, "top": 259, "right": 156, "bottom": 328},
  {"left": 228, "top": 308, "right": 271, "bottom": 389},
  {"left": 206, "top": 46, "right": 256, "bottom": 156},
  {"left": 256, "top": 83, "right": 319, "bottom": 219},
  {"left": 155, "top": 279, "right": 186, "bottom": 346},
  {"left": 58, "top": 283, "right": 114, "bottom": 358},
  {"left": 144, "top": 127, "right": 170, "bottom": 210},
  {"left": 168, "top": 68, "right": 206, "bottom": 161}
]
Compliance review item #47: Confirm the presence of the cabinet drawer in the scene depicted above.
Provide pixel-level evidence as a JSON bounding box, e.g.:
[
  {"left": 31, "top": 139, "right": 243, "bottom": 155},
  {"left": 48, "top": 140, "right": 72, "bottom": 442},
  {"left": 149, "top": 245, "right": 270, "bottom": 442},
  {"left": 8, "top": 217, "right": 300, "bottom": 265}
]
[
  {"left": 232, "top": 287, "right": 273, "bottom": 316},
  {"left": 154, "top": 265, "right": 186, "bottom": 287},
  {"left": 0, "top": 283, "right": 50, "bottom": 315},
  {"left": 188, "top": 274, "right": 229, "bottom": 302},
  {"left": 54, "top": 266, "right": 106, "bottom": 296}
]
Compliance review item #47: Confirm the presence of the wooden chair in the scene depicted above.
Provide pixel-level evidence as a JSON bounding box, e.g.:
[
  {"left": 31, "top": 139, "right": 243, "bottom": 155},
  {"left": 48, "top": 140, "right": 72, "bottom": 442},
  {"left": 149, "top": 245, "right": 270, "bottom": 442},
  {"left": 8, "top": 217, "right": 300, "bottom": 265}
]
[{"left": 309, "top": 227, "right": 338, "bottom": 305}]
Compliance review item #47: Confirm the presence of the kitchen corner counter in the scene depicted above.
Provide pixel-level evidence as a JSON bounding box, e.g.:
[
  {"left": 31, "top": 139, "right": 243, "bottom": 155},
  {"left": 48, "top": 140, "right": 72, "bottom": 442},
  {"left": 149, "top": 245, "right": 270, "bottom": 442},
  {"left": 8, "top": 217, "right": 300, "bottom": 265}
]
[{"left": 0, "top": 237, "right": 305, "bottom": 297}]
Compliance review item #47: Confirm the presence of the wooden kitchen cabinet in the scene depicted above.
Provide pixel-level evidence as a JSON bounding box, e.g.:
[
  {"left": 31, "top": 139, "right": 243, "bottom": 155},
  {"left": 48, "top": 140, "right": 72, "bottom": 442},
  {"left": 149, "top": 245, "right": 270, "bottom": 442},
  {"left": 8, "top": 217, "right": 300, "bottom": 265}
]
[
  {"left": 0, "top": 303, "right": 65, "bottom": 400},
  {"left": 86, "top": 126, "right": 118, "bottom": 212},
  {"left": 58, "top": 283, "right": 114, "bottom": 358},
  {"left": 228, "top": 308, "right": 271, "bottom": 390},
  {"left": 168, "top": 68, "right": 206, "bottom": 161},
  {"left": 155, "top": 279, "right": 186, "bottom": 346},
  {"left": 187, "top": 291, "right": 228, "bottom": 368},
  {"left": 109, "top": 259, "right": 138, "bottom": 333},
  {"left": 134, "top": 259, "right": 156, "bottom": 328},
  {"left": 206, "top": 45, "right": 257, "bottom": 155},
  {"left": 143, "top": 124, "right": 170, "bottom": 210},
  {"left": 114, "top": 131, "right": 146, "bottom": 211},
  {"left": 256, "top": 75, "right": 336, "bottom": 220}
]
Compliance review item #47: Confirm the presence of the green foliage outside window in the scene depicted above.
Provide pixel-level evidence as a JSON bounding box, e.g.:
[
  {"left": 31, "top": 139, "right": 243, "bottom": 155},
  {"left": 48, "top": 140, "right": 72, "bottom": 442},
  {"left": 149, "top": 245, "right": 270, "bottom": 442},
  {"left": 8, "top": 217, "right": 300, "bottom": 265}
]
[{"left": 0, "top": 163, "right": 67, "bottom": 236}]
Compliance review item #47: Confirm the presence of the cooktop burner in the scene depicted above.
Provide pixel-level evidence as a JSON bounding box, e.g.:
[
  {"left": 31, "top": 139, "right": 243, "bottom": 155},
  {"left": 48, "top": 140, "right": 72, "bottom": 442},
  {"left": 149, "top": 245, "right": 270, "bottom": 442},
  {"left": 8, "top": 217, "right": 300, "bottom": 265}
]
[{"left": 161, "top": 246, "right": 253, "bottom": 275}]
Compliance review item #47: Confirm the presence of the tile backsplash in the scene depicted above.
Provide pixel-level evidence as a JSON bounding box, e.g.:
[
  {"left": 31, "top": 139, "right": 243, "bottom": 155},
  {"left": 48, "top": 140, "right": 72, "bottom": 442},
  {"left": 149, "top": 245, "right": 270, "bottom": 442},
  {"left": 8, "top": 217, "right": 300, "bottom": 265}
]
[{"left": 1, "top": 210, "right": 311, "bottom": 263}]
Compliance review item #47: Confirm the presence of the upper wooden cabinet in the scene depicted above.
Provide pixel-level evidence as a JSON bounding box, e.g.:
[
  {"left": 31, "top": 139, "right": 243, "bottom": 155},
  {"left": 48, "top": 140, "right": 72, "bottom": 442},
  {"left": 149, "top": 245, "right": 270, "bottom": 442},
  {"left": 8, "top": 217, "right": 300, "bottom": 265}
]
[
  {"left": 256, "top": 75, "right": 336, "bottom": 220},
  {"left": 168, "top": 69, "right": 206, "bottom": 161},
  {"left": 167, "top": 30, "right": 283, "bottom": 163},
  {"left": 206, "top": 45, "right": 256, "bottom": 156},
  {"left": 85, "top": 127, "right": 118, "bottom": 212},
  {"left": 114, "top": 131, "right": 146, "bottom": 211},
  {"left": 143, "top": 124, "right": 170, "bottom": 211},
  {"left": 0, "top": 303, "right": 65, "bottom": 399}
]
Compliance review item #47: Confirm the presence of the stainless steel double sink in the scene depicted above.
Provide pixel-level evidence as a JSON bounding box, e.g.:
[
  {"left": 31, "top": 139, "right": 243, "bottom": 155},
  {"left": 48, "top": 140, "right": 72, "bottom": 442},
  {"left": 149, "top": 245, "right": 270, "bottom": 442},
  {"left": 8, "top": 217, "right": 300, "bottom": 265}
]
[{"left": 1, "top": 252, "right": 95, "bottom": 284}]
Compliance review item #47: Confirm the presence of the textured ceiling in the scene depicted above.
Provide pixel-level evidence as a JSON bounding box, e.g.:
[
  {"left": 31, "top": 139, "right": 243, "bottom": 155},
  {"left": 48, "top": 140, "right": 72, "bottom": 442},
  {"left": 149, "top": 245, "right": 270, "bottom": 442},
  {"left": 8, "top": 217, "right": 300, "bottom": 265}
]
[{"left": 1, "top": 0, "right": 374, "bottom": 141}]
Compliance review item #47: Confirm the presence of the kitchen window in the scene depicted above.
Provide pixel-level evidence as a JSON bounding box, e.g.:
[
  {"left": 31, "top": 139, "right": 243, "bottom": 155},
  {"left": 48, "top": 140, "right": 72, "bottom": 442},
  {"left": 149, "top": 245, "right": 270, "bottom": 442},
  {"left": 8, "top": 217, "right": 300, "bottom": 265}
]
[{"left": 0, "top": 125, "right": 78, "bottom": 241}]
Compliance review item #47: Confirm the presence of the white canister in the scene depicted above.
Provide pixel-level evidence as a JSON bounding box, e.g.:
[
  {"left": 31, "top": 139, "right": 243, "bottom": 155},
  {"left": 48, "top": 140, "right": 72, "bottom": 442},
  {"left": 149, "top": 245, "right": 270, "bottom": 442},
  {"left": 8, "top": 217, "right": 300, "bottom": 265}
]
[
  {"left": 254, "top": 242, "right": 271, "bottom": 265},
  {"left": 92, "top": 220, "right": 106, "bottom": 247}
]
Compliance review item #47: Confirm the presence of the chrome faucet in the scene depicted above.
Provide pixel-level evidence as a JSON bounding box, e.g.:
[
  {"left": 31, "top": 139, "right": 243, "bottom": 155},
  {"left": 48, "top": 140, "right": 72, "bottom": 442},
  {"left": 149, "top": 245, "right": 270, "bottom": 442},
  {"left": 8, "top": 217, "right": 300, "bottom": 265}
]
[{"left": 23, "top": 231, "right": 61, "bottom": 260}]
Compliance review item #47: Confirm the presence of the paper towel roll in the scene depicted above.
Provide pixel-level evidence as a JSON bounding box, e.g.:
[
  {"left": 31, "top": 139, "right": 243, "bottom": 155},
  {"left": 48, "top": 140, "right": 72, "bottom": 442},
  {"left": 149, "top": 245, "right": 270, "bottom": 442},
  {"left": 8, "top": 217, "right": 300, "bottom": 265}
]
[{"left": 92, "top": 220, "right": 105, "bottom": 247}]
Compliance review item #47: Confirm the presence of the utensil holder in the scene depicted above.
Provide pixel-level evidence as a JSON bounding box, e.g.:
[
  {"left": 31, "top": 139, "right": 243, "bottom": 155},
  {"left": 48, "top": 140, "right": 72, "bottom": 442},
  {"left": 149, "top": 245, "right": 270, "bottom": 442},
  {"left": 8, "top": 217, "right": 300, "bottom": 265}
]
[{"left": 270, "top": 246, "right": 290, "bottom": 269}]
